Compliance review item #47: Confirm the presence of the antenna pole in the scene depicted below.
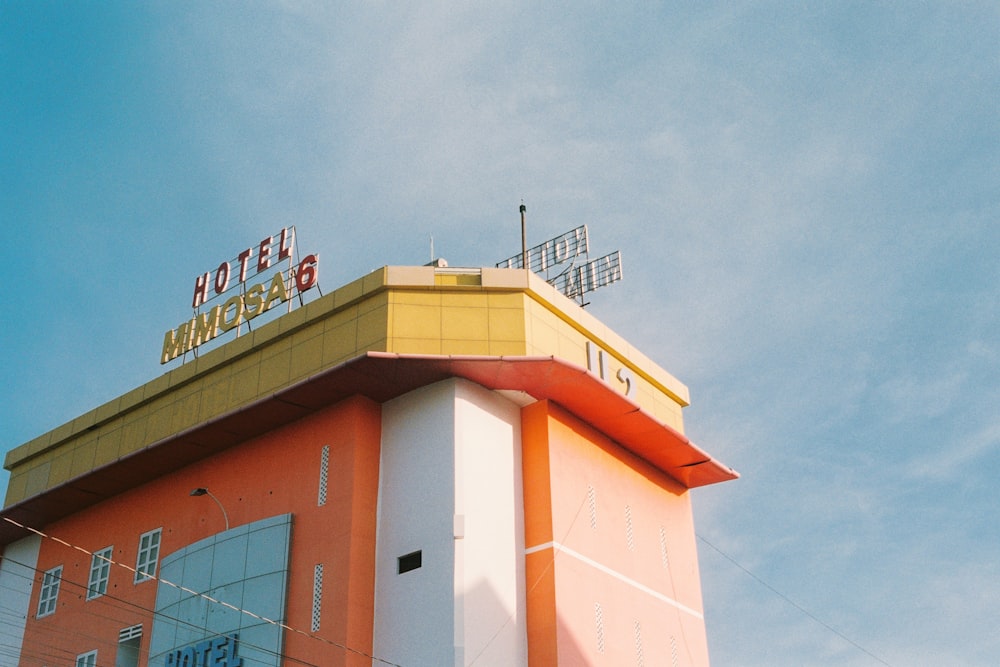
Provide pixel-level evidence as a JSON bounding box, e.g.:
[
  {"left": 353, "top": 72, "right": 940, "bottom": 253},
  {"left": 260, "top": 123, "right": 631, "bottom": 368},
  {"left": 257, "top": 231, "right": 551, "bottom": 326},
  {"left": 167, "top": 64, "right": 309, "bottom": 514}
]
[{"left": 520, "top": 203, "right": 527, "bottom": 272}]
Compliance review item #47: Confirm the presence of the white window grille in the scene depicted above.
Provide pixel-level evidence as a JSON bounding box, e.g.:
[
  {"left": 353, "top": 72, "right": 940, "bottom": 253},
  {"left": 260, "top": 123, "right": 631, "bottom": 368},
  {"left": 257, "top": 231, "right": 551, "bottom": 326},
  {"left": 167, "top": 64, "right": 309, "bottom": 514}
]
[
  {"left": 87, "top": 546, "right": 113, "bottom": 600},
  {"left": 118, "top": 624, "right": 143, "bottom": 667},
  {"left": 119, "top": 624, "right": 143, "bottom": 642},
  {"left": 135, "top": 529, "right": 162, "bottom": 583},
  {"left": 75, "top": 650, "right": 97, "bottom": 667},
  {"left": 36, "top": 565, "right": 62, "bottom": 618}
]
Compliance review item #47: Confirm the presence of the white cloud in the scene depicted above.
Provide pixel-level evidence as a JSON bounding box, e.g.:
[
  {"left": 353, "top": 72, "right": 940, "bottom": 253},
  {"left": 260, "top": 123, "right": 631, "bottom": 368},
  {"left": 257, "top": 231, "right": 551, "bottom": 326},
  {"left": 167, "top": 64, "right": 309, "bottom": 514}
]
[{"left": 3, "top": 3, "right": 998, "bottom": 665}]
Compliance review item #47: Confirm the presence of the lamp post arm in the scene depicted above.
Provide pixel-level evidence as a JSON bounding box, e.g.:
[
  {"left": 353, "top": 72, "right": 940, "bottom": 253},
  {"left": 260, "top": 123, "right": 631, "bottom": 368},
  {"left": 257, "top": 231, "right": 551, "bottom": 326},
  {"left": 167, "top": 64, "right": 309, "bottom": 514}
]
[{"left": 205, "top": 490, "right": 230, "bottom": 531}]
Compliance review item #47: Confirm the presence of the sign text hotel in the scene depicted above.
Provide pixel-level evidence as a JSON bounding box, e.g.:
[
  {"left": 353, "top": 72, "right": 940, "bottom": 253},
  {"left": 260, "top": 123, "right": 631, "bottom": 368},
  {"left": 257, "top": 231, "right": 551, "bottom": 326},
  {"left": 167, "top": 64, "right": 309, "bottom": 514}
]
[{"left": 161, "top": 227, "right": 318, "bottom": 364}]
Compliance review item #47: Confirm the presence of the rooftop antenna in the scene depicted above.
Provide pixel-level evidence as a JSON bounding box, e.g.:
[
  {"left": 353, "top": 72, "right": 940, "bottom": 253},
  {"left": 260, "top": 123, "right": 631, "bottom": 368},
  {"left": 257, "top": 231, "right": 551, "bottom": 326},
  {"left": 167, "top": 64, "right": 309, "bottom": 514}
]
[
  {"left": 520, "top": 201, "right": 527, "bottom": 272},
  {"left": 430, "top": 234, "right": 434, "bottom": 264}
]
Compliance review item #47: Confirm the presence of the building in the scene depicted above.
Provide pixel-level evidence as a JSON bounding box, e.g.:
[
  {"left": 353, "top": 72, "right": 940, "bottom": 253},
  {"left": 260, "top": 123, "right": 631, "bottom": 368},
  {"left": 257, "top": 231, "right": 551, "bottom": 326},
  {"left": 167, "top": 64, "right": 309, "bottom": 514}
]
[{"left": 0, "top": 262, "right": 737, "bottom": 667}]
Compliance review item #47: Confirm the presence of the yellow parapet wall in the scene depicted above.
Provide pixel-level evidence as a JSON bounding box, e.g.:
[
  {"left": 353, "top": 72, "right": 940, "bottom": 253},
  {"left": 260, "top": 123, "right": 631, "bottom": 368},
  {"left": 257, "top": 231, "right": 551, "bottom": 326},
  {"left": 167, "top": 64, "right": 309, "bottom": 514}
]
[{"left": 3, "top": 266, "right": 690, "bottom": 507}]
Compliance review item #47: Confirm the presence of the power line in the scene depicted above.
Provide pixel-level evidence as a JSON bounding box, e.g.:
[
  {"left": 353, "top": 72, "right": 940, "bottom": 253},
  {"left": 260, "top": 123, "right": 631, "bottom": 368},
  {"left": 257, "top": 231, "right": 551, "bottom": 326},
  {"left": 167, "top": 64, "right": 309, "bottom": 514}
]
[
  {"left": 1, "top": 516, "right": 403, "bottom": 667},
  {"left": 696, "top": 533, "right": 893, "bottom": 667},
  {"left": 466, "top": 486, "right": 702, "bottom": 667},
  {"left": 0, "top": 554, "right": 296, "bottom": 667},
  {"left": 4, "top": 503, "right": 886, "bottom": 667},
  {"left": 464, "top": 487, "right": 592, "bottom": 666}
]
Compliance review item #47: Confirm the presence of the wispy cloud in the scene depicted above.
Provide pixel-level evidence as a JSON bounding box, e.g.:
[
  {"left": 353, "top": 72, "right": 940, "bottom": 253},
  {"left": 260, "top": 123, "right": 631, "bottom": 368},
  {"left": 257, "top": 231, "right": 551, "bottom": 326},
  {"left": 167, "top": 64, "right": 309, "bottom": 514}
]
[{"left": 2, "top": 2, "right": 998, "bottom": 665}]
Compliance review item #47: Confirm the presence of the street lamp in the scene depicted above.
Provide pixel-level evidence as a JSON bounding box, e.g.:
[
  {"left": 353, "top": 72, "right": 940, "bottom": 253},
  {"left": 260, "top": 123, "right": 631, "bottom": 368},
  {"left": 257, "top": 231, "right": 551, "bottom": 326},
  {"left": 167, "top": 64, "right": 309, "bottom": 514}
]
[{"left": 189, "top": 487, "right": 230, "bottom": 531}]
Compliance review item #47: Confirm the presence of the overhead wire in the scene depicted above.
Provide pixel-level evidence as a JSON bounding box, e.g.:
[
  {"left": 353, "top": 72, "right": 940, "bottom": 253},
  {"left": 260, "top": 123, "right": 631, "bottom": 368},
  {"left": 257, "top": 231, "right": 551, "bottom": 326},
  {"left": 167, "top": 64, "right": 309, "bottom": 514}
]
[
  {"left": 465, "top": 482, "right": 592, "bottom": 666},
  {"left": 467, "top": 481, "right": 702, "bottom": 666},
  {"left": 1, "top": 516, "right": 403, "bottom": 667},
  {"left": 0, "top": 555, "right": 249, "bottom": 667},
  {"left": 450, "top": 486, "right": 897, "bottom": 667},
  {"left": 696, "top": 533, "right": 893, "bottom": 667},
  {"left": 0, "top": 551, "right": 348, "bottom": 667},
  {"left": 6, "top": 489, "right": 895, "bottom": 666}
]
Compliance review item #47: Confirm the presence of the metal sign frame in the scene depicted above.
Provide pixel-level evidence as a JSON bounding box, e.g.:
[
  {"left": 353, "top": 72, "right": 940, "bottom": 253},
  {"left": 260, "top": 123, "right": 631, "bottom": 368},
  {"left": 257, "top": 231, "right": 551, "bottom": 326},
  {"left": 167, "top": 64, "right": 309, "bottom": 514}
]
[
  {"left": 548, "top": 250, "right": 623, "bottom": 300},
  {"left": 496, "top": 224, "right": 623, "bottom": 303},
  {"left": 496, "top": 225, "right": 589, "bottom": 274}
]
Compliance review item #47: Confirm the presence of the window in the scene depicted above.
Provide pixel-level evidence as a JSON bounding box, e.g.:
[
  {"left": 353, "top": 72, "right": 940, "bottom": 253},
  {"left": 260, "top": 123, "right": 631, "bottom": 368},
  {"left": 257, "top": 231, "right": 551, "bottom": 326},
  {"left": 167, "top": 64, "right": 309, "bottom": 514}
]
[
  {"left": 117, "top": 625, "right": 142, "bottom": 667},
  {"left": 36, "top": 565, "right": 62, "bottom": 618},
  {"left": 87, "top": 546, "right": 113, "bottom": 600},
  {"left": 76, "top": 650, "right": 97, "bottom": 667},
  {"left": 134, "top": 529, "right": 162, "bottom": 583}
]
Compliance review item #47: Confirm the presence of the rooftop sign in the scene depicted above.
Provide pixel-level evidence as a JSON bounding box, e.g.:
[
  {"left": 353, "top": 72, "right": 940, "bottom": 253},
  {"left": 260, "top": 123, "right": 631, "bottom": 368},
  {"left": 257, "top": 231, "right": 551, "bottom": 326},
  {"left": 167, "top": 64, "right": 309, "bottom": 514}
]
[
  {"left": 549, "top": 250, "right": 622, "bottom": 299},
  {"left": 496, "top": 224, "right": 622, "bottom": 302},
  {"left": 496, "top": 225, "right": 589, "bottom": 273},
  {"left": 161, "top": 227, "right": 319, "bottom": 364}
]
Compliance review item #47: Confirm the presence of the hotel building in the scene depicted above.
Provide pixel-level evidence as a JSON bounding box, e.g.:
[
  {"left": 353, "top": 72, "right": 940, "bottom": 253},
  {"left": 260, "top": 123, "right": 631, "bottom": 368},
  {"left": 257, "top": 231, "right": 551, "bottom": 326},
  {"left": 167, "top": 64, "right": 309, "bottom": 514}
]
[{"left": 0, "top": 263, "right": 736, "bottom": 666}]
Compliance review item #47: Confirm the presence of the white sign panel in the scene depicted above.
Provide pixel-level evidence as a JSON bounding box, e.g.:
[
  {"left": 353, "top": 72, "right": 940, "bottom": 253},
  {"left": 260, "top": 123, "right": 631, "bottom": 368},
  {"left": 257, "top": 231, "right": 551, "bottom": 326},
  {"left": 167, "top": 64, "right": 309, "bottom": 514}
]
[{"left": 496, "top": 225, "right": 589, "bottom": 272}]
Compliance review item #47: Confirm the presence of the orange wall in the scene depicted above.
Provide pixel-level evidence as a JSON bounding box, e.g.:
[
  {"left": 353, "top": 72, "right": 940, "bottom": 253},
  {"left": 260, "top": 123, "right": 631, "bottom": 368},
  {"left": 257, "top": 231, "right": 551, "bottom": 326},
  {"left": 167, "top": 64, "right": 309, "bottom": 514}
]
[
  {"left": 16, "top": 387, "right": 711, "bottom": 667},
  {"left": 19, "top": 396, "right": 381, "bottom": 667},
  {"left": 522, "top": 400, "right": 710, "bottom": 666}
]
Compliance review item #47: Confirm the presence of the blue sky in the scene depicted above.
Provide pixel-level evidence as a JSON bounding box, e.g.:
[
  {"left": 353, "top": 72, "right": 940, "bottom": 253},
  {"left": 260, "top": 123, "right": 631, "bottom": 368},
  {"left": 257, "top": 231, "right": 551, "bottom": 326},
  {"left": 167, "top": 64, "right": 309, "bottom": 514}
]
[{"left": 1, "top": 3, "right": 997, "bottom": 665}]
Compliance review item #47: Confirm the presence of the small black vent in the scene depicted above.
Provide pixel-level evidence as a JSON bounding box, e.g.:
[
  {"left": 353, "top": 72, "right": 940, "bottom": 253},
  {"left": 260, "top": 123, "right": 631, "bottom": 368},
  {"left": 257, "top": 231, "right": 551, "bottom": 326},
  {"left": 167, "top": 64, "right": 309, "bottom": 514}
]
[{"left": 398, "top": 550, "right": 422, "bottom": 574}]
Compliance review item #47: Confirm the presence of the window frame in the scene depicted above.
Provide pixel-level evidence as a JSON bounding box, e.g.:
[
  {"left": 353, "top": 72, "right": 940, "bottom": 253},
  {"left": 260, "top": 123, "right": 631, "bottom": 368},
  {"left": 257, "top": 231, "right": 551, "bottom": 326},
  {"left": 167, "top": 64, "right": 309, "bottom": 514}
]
[
  {"left": 117, "top": 624, "right": 143, "bottom": 667},
  {"left": 134, "top": 528, "right": 162, "bottom": 583},
  {"left": 87, "top": 546, "right": 113, "bottom": 600},
  {"left": 75, "top": 649, "right": 97, "bottom": 667},
  {"left": 36, "top": 565, "right": 63, "bottom": 618}
]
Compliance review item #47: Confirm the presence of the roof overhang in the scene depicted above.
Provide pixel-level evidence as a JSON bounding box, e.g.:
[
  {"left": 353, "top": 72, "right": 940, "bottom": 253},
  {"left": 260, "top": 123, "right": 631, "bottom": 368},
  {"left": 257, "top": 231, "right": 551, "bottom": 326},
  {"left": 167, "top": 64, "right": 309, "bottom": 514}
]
[{"left": 0, "top": 353, "right": 737, "bottom": 547}]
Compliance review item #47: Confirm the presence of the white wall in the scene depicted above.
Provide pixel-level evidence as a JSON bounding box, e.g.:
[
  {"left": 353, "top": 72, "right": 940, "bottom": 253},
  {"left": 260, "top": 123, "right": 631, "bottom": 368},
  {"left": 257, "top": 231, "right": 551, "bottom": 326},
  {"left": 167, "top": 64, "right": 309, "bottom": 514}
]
[
  {"left": 375, "top": 380, "right": 461, "bottom": 667},
  {"left": 373, "top": 379, "right": 526, "bottom": 667},
  {"left": 0, "top": 535, "right": 42, "bottom": 664},
  {"left": 454, "top": 380, "right": 527, "bottom": 667}
]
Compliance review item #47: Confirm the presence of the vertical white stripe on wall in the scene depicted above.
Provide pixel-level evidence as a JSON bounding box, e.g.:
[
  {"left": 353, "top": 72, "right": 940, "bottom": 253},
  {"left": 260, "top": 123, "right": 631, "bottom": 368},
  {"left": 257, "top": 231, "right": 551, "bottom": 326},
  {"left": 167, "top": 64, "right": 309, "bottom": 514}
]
[
  {"left": 454, "top": 379, "right": 526, "bottom": 667},
  {"left": 373, "top": 379, "right": 527, "bottom": 667},
  {"left": 374, "top": 380, "right": 461, "bottom": 667},
  {"left": 0, "top": 535, "right": 42, "bottom": 663}
]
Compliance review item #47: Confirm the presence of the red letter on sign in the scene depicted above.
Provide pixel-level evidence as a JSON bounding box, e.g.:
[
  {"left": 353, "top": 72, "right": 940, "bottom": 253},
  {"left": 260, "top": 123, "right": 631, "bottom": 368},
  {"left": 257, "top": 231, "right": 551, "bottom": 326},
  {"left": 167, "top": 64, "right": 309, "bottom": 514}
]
[
  {"left": 278, "top": 227, "right": 293, "bottom": 262},
  {"left": 214, "top": 261, "right": 230, "bottom": 295},
  {"left": 257, "top": 236, "right": 273, "bottom": 273},
  {"left": 193, "top": 272, "right": 210, "bottom": 308},
  {"left": 237, "top": 248, "right": 253, "bottom": 283},
  {"left": 295, "top": 254, "right": 318, "bottom": 292}
]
